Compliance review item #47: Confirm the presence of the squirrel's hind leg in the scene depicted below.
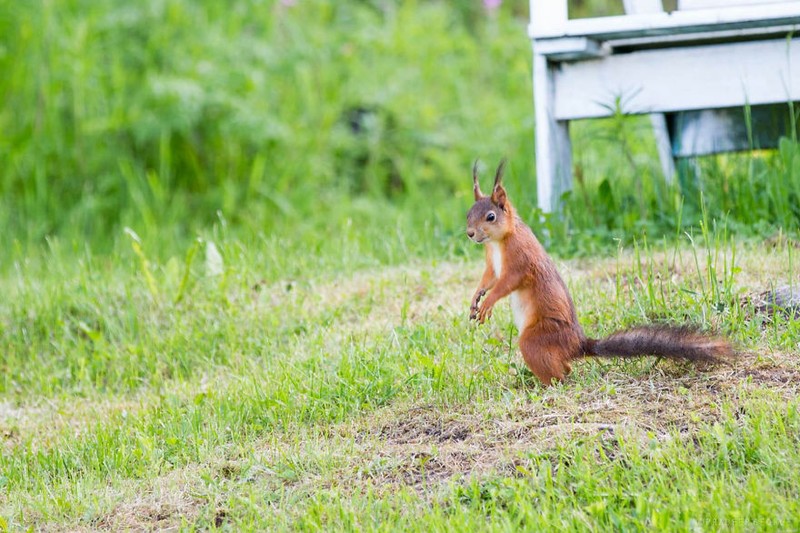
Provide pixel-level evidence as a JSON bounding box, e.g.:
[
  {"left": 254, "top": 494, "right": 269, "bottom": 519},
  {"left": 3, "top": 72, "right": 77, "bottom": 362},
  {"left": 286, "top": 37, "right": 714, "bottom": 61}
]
[{"left": 518, "top": 325, "right": 578, "bottom": 386}]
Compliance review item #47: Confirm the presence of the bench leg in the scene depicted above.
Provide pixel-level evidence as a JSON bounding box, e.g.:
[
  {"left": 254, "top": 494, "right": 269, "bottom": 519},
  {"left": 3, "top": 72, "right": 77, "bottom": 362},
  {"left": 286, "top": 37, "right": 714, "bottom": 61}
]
[
  {"left": 649, "top": 114, "right": 676, "bottom": 184},
  {"left": 534, "top": 53, "right": 572, "bottom": 213}
]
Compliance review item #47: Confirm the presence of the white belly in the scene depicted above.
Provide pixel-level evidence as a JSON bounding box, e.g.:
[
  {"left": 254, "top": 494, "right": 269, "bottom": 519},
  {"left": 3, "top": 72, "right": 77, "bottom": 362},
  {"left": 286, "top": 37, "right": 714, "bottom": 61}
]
[
  {"left": 510, "top": 291, "right": 528, "bottom": 331},
  {"left": 489, "top": 243, "right": 503, "bottom": 276}
]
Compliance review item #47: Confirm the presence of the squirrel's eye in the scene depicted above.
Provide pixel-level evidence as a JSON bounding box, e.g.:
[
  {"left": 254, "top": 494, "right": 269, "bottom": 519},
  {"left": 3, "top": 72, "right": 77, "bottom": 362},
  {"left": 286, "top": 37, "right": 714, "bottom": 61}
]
[{"left": 486, "top": 212, "right": 496, "bottom": 222}]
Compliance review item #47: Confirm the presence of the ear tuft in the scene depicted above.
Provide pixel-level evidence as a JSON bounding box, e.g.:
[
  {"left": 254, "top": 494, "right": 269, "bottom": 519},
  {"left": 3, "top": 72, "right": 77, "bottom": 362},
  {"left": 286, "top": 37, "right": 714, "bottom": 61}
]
[
  {"left": 493, "top": 158, "right": 507, "bottom": 189},
  {"left": 472, "top": 159, "right": 484, "bottom": 200},
  {"left": 492, "top": 158, "right": 508, "bottom": 210}
]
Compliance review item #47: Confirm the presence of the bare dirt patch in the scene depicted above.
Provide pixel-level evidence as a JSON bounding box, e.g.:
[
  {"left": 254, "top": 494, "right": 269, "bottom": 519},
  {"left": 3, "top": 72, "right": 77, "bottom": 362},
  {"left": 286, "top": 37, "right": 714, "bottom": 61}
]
[
  {"left": 331, "top": 349, "right": 800, "bottom": 494},
  {"left": 378, "top": 408, "right": 474, "bottom": 445},
  {"left": 356, "top": 413, "right": 623, "bottom": 492},
  {"left": 734, "top": 363, "right": 800, "bottom": 386}
]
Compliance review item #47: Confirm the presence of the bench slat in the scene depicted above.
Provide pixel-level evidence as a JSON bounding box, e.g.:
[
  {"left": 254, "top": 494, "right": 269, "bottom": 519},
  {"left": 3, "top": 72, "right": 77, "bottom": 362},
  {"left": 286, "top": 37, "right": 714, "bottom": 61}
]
[
  {"left": 680, "top": 0, "right": 793, "bottom": 10},
  {"left": 530, "top": 3, "right": 800, "bottom": 41},
  {"left": 552, "top": 38, "right": 800, "bottom": 120}
]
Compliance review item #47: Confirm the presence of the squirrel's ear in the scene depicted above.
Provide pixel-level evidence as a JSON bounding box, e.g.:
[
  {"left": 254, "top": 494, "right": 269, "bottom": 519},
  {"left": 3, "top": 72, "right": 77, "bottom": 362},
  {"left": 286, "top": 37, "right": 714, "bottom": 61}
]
[
  {"left": 491, "top": 158, "right": 508, "bottom": 210},
  {"left": 492, "top": 183, "right": 508, "bottom": 211},
  {"left": 472, "top": 159, "right": 484, "bottom": 200}
]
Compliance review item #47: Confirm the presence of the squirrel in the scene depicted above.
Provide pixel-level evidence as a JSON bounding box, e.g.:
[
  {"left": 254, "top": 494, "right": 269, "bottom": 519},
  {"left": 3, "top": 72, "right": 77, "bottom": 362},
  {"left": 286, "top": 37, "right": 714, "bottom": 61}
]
[{"left": 466, "top": 159, "right": 733, "bottom": 385}]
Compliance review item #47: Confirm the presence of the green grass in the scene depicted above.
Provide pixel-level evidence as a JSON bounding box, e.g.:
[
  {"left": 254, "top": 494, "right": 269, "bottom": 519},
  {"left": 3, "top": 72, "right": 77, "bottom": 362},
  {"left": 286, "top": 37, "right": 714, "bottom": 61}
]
[
  {"left": 3, "top": 0, "right": 800, "bottom": 530},
  {"left": 2, "top": 230, "right": 800, "bottom": 530}
]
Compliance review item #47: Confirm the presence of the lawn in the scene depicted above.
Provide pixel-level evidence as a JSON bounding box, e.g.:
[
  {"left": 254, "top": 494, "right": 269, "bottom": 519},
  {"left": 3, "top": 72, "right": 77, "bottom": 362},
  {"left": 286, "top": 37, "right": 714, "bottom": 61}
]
[
  {"left": 1, "top": 0, "right": 800, "bottom": 530},
  {"left": 2, "top": 233, "right": 799, "bottom": 530}
]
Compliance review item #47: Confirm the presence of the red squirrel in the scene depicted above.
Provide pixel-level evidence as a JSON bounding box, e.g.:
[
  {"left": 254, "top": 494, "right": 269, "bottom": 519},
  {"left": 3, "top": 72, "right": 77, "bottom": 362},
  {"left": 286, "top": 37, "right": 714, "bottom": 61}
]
[{"left": 466, "top": 159, "right": 733, "bottom": 385}]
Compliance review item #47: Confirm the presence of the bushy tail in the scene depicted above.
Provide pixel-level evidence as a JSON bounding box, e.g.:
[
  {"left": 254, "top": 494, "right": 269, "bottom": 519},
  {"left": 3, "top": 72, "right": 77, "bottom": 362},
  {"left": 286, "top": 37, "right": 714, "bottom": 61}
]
[{"left": 583, "top": 325, "right": 733, "bottom": 364}]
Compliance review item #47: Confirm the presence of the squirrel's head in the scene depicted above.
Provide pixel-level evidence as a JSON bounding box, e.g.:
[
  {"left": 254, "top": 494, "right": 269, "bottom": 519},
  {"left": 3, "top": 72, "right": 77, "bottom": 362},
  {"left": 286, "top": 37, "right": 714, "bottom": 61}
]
[{"left": 466, "top": 159, "right": 513, "bottom": 244}]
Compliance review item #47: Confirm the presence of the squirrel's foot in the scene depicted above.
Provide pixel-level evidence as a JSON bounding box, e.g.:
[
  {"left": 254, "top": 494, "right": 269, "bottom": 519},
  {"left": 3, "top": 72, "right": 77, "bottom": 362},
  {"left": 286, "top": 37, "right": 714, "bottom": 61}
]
[{"left": 469, "top": 290, "right": 487, "bottom": 320}]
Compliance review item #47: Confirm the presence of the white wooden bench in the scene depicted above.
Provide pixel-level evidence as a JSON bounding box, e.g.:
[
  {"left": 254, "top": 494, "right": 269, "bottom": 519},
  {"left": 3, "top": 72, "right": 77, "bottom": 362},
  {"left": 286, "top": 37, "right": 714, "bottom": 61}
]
[{"left": 530, "top": 0, "right": 800, "bottom": 212}]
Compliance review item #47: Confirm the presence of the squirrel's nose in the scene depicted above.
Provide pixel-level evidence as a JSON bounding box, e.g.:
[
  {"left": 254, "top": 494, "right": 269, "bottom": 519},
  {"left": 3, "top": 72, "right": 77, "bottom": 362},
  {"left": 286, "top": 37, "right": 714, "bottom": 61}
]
[{"left": 467, "top": 229, "right": 476, "bottom": 239}]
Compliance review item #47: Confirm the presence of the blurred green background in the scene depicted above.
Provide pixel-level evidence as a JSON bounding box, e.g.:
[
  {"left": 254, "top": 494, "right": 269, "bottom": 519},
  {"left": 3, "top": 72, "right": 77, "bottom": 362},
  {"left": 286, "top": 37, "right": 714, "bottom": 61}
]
[{"left": 2, "top": 0, "right": 800, "bottom": 265}]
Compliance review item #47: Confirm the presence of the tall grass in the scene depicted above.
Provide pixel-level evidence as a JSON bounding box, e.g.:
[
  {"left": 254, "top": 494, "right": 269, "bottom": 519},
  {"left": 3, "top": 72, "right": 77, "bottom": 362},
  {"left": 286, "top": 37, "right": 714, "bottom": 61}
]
[
  {"left": 1, "top": 0, "right": 531, "bottom": 256},
  {"left": 2, "top": 0, "right": 800, "bottom": 267}
]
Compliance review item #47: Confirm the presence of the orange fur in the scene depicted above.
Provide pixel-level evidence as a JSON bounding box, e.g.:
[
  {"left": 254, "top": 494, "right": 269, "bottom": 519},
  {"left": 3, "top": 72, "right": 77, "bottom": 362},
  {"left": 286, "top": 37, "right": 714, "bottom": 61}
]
[{"left": 466, "top": 159, "right": 733, "bottom": 385}]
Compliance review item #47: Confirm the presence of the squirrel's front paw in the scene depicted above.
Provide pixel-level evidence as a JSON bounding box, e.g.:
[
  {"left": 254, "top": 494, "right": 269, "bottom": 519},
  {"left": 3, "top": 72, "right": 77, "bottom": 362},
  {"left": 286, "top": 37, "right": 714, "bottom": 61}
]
[
  {"left": 475, "top": 303, "right": 493, "bottom": 324},
  {"left": 469, "top": 302, "right": 481, "bottom": 321},
  {"left": 469, "top": 290, "right": 486, "bottom": 320}
]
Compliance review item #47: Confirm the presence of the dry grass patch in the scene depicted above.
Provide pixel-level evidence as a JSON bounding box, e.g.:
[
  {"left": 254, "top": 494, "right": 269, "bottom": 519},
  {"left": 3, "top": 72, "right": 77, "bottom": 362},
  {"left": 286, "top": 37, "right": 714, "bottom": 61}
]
[
  {"left": 0, "top": 398, "right": 144, "bottom": 453},
  {"left": 255, "top": 262, "right": 471, "bottom": 325},
  {"left": 92, "top": 467, "right": 208, "bottom": 532}
]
